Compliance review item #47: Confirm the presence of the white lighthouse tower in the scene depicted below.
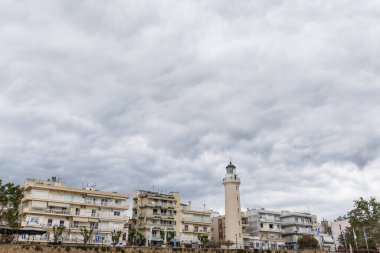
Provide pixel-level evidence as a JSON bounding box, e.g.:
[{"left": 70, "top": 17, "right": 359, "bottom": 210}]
[{"left": 223, "top": 161, "right": 244, "bottom": 248}]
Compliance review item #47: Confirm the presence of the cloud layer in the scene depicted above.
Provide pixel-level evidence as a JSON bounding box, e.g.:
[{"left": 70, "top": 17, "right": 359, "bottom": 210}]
[{"left": 1, "top": 0, "right": 380, "bottom": 220}]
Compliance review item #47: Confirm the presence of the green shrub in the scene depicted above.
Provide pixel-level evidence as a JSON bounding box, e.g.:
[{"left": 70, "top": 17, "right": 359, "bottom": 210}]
[
  {"left": 65, "top": 246, "right": 71, "bottom": 252},
  {"left": 101, "top": 247, "right": 107, "bottom": 252},
  {"left": 34, "top": 245, "right": 43, "bottom": 251}
]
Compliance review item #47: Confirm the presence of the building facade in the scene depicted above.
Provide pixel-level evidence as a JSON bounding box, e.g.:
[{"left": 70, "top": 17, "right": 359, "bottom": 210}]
[
  {"left": 20, "top": 177, "right": 130, "bottom": 245},
  {"left": 330, "top": 219, "right": 349, "bottom": 249},
  {"left": 223, "top": 162, "right": 244, "bottom": 248},
  {"left": 246, "top": 208, "right": 285, "bottom": 249},
  {"left": 280, "top": 210, "right": 315, "bottom": 249},
  {"left": 131, "top": 190, "right": 212, "bottom": 247},
  {"left": 178, "top": 202, "right": 213, "bottom": 246},
  {"left": 132, "top": 190, "right": 179, "bottom": 246}
]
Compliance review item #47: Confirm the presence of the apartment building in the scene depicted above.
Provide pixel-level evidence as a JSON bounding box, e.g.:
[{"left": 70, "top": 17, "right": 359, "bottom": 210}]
[
  {"left": 246, "top": 208, "right": 285, "bottom": 249},
  {"left": 280, "top": 210, "right": 314, "bottom": 249},
  {"left": 131, "top": 190, "right": 212, "bottom": 247},
  {"left": 20, "top": 177, "right": 130, "bottom": 245},
  {"left": 178, "top": 202, "right": 213, "bottom": 246},
  {"left": 132, "top": 190, "right": 179, "bottom": 246}
]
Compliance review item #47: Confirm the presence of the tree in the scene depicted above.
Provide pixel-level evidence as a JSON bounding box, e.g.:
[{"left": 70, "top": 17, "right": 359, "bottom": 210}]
[
  {"left": 197, "top": 234, "right": 209, "bottom": 248},
  {"left": 80, "top": 227, "right": 93, "bottom": 245},
  {"left": 128, "top": 229, "right": 145, "bottom": 246},
  {"left": 52, "top": 225, "right": 65, "bottom": 244},
  {"left": 298, "top": 235, "right": 319, "bottom": 249},
  {"left": 220, "top": 240, "right": 234, "bottom": 249},
  {"left": 111, "top": 230, "right": 122, "bottom": 246},
  {"left": 166, "top": 231, "right": 176, "bottom": 246},
  {"left": 342, "top": 197, "right": 380, "bottom": 250},
  {"left": 0, "top": 180, "right": 24, "bottom": 228}
]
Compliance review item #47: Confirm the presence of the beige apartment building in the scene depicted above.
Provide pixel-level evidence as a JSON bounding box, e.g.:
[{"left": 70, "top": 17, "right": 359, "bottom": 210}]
[
  {"left": 20, "top": 177, "right": 130, "bottom": 245},
  {"left": 179, "top": 201, "right": 212, "bottom": 246},
  {"left": 131, "top": 190, "right": 212, "bottom": 247}
]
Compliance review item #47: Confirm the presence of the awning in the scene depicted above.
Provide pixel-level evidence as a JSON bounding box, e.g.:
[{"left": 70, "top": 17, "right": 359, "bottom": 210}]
[
  {"left": 48, "top": 202, "right": 70, "bottom": 208},
  {"left": 31, "top": 201, "right": 47, "bottom": 208},
  {"left": 73, "top": 217, "right": 88, "bottom": 222},
  {"left": 0, "top": 226, "right": 47, "bottom": 235}
]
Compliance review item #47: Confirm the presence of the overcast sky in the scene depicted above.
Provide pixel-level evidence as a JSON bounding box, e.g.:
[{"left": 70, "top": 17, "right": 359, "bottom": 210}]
[{"left": 1, "top": 0, "right": 380, "bottom": 220}]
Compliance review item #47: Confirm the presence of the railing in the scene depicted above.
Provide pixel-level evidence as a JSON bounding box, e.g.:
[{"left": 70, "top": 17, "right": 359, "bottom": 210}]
[
  {"left": 141, "top": 201, "right": 176, "bottom": 207},
  {"left": 24, "top": 195, "right": 128, "bottom": 208}
]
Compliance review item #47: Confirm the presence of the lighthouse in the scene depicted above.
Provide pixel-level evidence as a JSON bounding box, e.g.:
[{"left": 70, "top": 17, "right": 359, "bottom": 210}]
[{"left": 223, "top": 161, "right": 244, "bottom": 248}]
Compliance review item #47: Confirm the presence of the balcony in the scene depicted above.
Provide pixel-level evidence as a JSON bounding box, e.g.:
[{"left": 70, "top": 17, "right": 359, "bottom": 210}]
[
  {"left": 23, "top": 207, "right": 71, "bottom": 215},
  {"left": 23, "top": 195, "right": 129, "bottom": 209},
  {"left": 138, "top": 223, "right": 175, "bottom": 229}
]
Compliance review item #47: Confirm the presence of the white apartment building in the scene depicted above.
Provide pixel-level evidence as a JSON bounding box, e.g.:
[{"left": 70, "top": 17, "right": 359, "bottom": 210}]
[
  {"left": 246, "top": 208, "right": 285, "bottom": 249},
  {"left": 280, "top": 210, "right": 315, "bottom": 249},
  {"left": 20, "top": 177, "right": 130, "bottom": 245}
]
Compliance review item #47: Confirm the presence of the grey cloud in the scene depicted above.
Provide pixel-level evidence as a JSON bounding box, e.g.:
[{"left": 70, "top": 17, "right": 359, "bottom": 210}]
[{"left": 1, "top": 0, "right": 380, "bottom": 220}]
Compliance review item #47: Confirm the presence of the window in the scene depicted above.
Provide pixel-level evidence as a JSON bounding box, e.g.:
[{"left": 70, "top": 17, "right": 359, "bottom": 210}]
[
  {"left": 277, "top": 225, "right": 281, "bottom": 229},
  {"left": 203, "top": 226, "right": 207, "bottom": 232},
  {"left": 115, "top": 199, "right": 121, "bottom": 205},
  {"left": 114, "top": 211, "right": 121, "bottom": 216},
  {"left": 75, "top": 208, "right": 80, "bottom": 215},
  {"left": 91, "top": 209, "right": 96, "bottom": 217},
  {"left": 101, "top": 198, "right": 108, "bottom": 206},
  {"left": 238, "top": 208, "right": 239, "bottom": 213},
  {"left": 90, "top": 222, "right": 98, "bottom": 229},
  {"left": 153, "top": 209, "right": 158, "bottom": 214},
  {"left": 60, "top": 220, "right": 64, "bottom": 226},
  {"left": 269, "top": 224, "right": 274, "bottom": 229},
  {"left": 194, "top": 225, "right": 198, "bottom": 232},
  {"left": 72, "top": 221, "right": 79, "bottom": 228},
  {"left": 30, "top": 217, "right": 39, "bottom": 224},
  {"left": 238, "top": 221, "right": 240, "bottom": 225},
  {"left": 152, "top": 230, "right": 157, "bottom": 237},
  {"left": 62, "top": 207, "right": 67, "bottom": 214},
  {"left": 237, "top": 197, "right": 239, "bottom": 202},
  {"left": 47, "top": 219, "right": 53, "bottom": 227},
  {"left": 184, "top": 225, "right": 189, "bottom": 231},
  {"left": 260, "top": 223, "right": 263, "bottom": 228}
]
